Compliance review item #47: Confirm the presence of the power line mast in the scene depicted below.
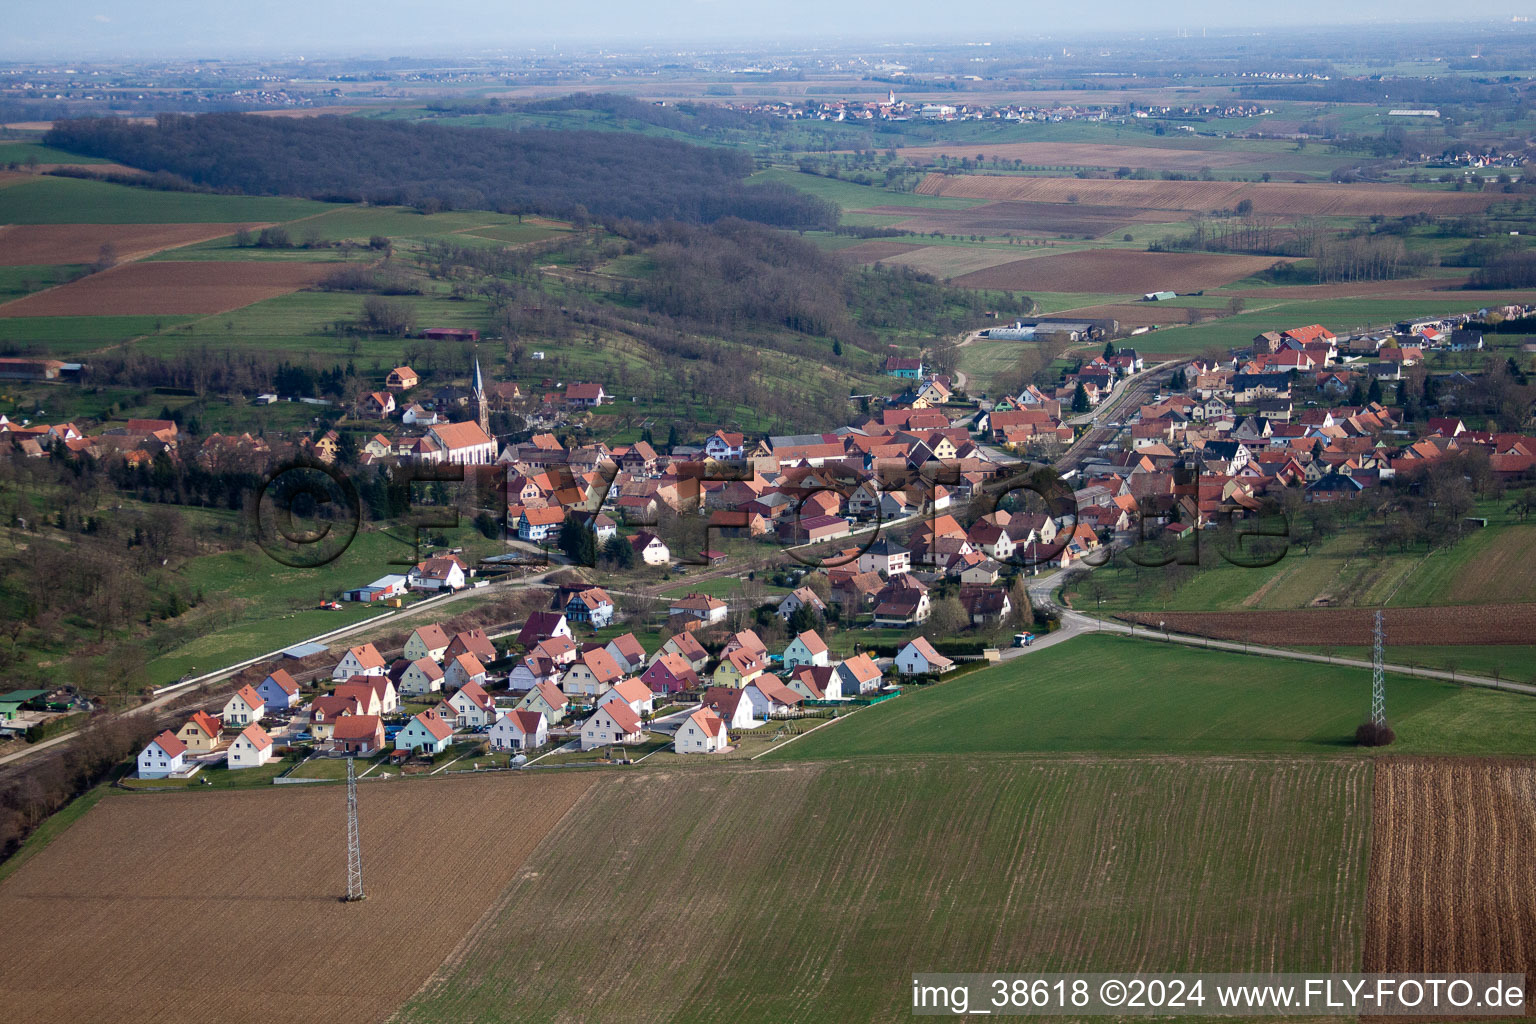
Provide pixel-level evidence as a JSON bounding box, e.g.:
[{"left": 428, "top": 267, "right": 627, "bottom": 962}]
[
  {"left": 1371, "top": 609, "right": 1386, "bottom": 728},
  {"left": 343, "top": 756, "right": 365, "bottom": 903}
]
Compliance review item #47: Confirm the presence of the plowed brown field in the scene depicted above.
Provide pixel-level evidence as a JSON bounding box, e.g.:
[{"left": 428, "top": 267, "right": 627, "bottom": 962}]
[
  {"left": 0, "top": 772, "right": 593, "bottom": 1024},
  {"left": 831, "top": 238, "right": 927, "bottom": 264},
  {"left": 0, "top": 222, "right": 268, "bottom": 265},
  {"left": 1365, "top": 759, "right": 1536, "bottom": 983},
  {"left": 951, "top": 248, "right": 1281, "bottom": 294},
  {"left": 862, "top": 200, "right": 1181, "bottom": 237},
  {"left": 0, "top": 260, "right": 336, "bottom": 316},
  {"left": 917, "top": 174, "right": 1507, "bottom": 216},
  {"left": 1121, "top": 603, "right": 1536, "bottom": 646},
  {"left": 898, "top": 142, "right": 1260, "bottom": 170}
]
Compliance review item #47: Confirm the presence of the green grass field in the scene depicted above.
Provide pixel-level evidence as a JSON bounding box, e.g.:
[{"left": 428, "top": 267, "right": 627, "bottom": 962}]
[
  {"left": 0, "top": 142, "right": 111, "bottom": 165},
  {"left": 1068, "top": 517, "right": 1536, "bottom": 613},
  {"left": 398, "top": 756, "right": 1370, "bottom": 1024},
  {"left": 1290, "top": 645, "right": 1536, "bottom": 685},
  {"left": 0, "top": 314, "right": 196, "bottom": 353},
  {"left": 0, "top": 176, "right": 334, "bottom": 224},
  {"left": 771, "top": 633, "right": 1536, "bottom": 759}
]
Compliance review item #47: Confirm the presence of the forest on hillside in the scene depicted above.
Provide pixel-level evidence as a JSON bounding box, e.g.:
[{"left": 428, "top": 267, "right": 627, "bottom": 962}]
[{"left": 46, "top": 114, "right": 837, "bottom": 227}]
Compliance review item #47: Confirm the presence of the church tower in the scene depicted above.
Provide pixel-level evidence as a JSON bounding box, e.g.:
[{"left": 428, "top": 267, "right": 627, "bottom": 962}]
[{"left": 471, "top": 355, "right": 489, "bottom": 436}]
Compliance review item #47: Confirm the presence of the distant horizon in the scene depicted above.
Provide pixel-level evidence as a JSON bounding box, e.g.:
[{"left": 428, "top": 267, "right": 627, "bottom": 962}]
[{"left": 1, "top": 4, "right": 1532, "bottom": 62}]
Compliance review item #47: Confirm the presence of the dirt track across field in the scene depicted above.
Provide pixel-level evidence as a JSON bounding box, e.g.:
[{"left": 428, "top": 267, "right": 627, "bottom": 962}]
[
  {"left": 0, "top": 771, "right": 594, "bottom": 1024},
  {"left": 0, "top": 260, "right": 336, "bottom": 316}
]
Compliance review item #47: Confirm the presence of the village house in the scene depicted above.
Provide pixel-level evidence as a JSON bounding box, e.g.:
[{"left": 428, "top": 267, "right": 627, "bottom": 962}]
[
  {"left": 782, "top": 629, "right": 831, "bottom": 670},
  {"left": 836, "top": 653, "right": 885, "bottom": 695},
  {"left": 518, "top": 505, "right": 567, "bottom": 544},
  {"left": 444, "top": 653, "right": 489, "bottom": 692},
  {"left": 605, "top": 633, "right": 648, "bottom": 674},
  {"left": 398, "top": 657, "right": 446, "bottom": 698},
  {"left": 333, "top": 714, "right": 384, "bottom": 755},
  {"left": 561, "top": 648, "right": 625, "bottom": 699},
  {"left": 858, "top": 538, "right": 911, "bottom": 576},
  {"left": 654, "top": 631, "right": 709, "bottom": 672},
  {"left": 895, "top": 637, "right": 956, "bottom": 676},
  {"left": 255, "top": 670, "right": 301, "bottom": 712},
  {"left": 175, "top": 711, "right": 224, "bottom": 754},
  {"left": 227, "top": 724, "right": 274, "bottom": 770},
  {"left": 386, "top": 366, "right": 419, "bottom": 390},
  {"left": 332, "top": 681, "right": 382, "bottom": 718},
  {"left": 446, "top": 629, "right": 497, "bottom": 664},
  {"left": 395, "top": 710, "right": 454, "bottom": 755},
  {"left": 775, "top": 585, "right": 827, "bottom": 622},
  {"left": 740, "top": 675, "right": 804, "bottom": 720},
  {"left": 308, "top": 695, "right": 360, "bottom": 739},
  {"left": 565, "top": 587, "right": 615, "bottom": 629},
  {"left": 713, "top": 647, "right": 767, "bottom": 690},
  {"left": 516, "top": 680, "right": 571, "bottom": 725},
  {"left": 137, "top": 731, "right": 188, "bottom": 778},
  {"left": 403, "top": 624, "right": 452, "bottom": 662},
  {"left": 488, "top": 709, "right": 548, "bottom": 752},
  {"left": 629, "top": 530, "right": 672, "bottom": 566},
  {"left": 580, "top": 701, "right": 645, "bottom": 750},
  {"left": 669, "top": 592, "right": 728, "bottom": 625},
  {"left": 674, "top": 708, "right": 729, "bottom": 753},
  {"left": 788, "top": 665, "right": 842, "bottom": 701},
  {"left": 518, "top": 611, "right": 572, "bottom": 648},
  {"left": 332, "top": 643, "right": 387, "bottom": 680},
  {"left": 448, "top": 681, "right": 499, "bottom": 730},
  {"left": 222, "top": 685, "right": 265, "bottom": 727},
  {"left": 597, "top": 677, "right": 656, "bottom": 718},
  {"left": 408, "top": 555, "right": 467, "bottom": 592},
  {"left": 641, "top": 651, "right": 702, "bottom": 695}
]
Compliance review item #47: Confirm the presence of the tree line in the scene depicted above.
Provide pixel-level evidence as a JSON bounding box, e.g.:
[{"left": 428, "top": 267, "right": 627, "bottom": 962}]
[{"left": 45, "top": 113, "right": 836, "bottom": 228}]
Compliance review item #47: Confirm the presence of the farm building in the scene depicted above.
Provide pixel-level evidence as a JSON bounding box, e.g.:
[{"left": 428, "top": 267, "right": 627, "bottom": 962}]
[
  {"left": 344, "top": 575, "right": 409, "bottom": 603},
  {"left": 421, "top": 327, "right": 479, "bottom": 341}
]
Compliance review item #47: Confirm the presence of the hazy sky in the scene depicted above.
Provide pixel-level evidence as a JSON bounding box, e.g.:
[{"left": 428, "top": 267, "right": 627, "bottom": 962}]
[{"left": 3, "top": 1, "right": 1526, "bottom": 59}]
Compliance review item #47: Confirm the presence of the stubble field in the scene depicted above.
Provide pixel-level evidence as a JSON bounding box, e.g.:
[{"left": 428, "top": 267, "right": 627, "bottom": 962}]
[
  {"left": 0, "top": 771, "right": 594, "bottom": 1024},
  {"left": 399, "top": 757, "right": 1371, "bottom": 1024},
  {"left": 1365, "top": 758, "right": 1536, "bottom": 982},
  {"left": 0, "top": 260, "right": 339, "bottom": 316}
]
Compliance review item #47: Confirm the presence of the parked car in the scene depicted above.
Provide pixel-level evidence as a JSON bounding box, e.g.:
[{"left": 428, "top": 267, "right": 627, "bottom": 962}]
[{"left": 1013, "top": 632, "right": 1036, "bottom": 648}]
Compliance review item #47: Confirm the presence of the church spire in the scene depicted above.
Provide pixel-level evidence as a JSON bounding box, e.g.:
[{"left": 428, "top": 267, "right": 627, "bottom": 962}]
[{"left": 472, "top": 354, "right": 489, "bottom": 436}]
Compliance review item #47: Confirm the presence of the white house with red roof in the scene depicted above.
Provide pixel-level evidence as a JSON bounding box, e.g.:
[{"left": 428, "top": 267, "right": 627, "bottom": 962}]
[
  {"left": 426, "top": 420, "right": 497, "bottom": 466},
  {"left": 448, "top": 681, "right": 499, "bottom": 730},
  {"left": 332, "top": 643, "right": 387, "bottom": 680},
  {"left": 741, "top": 675, "right": 804, "bottom": 720},
  {"left": 674, "top": 708, "right": 728, "bottom": 754},
  {"left": 137, "top": 730, "right": 188, "bottom": 778},
  {"left": 597, "top": 677, "right": 655, "bottom": 718},
  {"left": 580, "top": 702, "right": 645, "bottom": 750},
  {"left": 561, "top": 648, "right": 624, "bottom": 699},
  {"left": 488, "top": 709, "right": 548, "bottom": 751},
  {"left": 604, "top": 632, "right": 648, "bottom": 674},
  {"left": 228, "top": 724, "right": 274, "bottom": 769},
  {"left": 222, "top": 685, "right": 266, "bottom": 727}
]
